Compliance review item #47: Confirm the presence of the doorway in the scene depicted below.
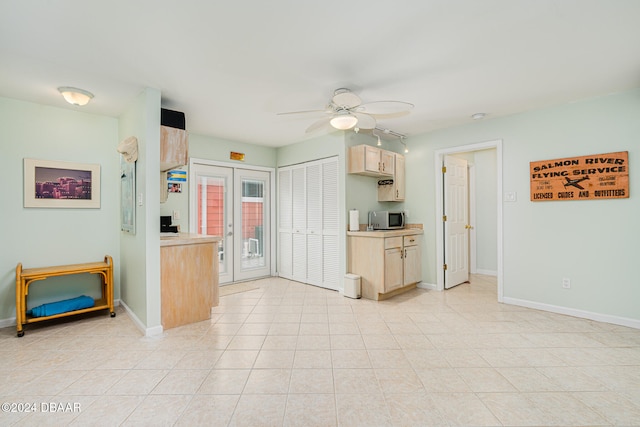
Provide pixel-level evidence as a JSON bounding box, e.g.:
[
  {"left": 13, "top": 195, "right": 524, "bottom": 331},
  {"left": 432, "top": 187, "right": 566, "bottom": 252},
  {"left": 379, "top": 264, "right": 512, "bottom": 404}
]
[
  {"left": 435, "top": 140, "right": 503, "bottom": 301},
  {"left": 190, "top": 160, "right": 274, "bottom": 285}
]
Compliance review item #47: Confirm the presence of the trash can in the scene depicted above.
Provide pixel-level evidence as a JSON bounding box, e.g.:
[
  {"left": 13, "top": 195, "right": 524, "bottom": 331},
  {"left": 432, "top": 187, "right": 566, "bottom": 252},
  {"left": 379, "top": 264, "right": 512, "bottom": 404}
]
[{"left": 343, "top": 274, "right": 361, "bottom": 299}]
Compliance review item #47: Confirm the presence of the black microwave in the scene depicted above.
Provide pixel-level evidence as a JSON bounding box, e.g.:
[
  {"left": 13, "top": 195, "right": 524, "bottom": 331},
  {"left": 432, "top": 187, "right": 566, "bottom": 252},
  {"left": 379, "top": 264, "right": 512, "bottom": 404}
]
[{"left": 368, "top": 211, "right": 406, "bottom": 230}]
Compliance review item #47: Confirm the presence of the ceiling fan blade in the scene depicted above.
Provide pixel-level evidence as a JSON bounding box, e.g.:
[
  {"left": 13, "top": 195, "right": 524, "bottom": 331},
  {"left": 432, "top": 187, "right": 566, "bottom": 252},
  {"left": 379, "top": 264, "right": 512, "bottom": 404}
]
[
  {"left": 332, "top": 89, "right": 361, "bottom": 109},
  {"left": 357, "top": 101, "right": 414, "bottom": 115},
  {"left": 277, "top": 108, "right": 329, "bottom": 116},
  {"left": 354, "top": 113, "right": 376, "bottom": 130},
  {"left": 305, "top": 117, "right": 331, "bottom": 133}
]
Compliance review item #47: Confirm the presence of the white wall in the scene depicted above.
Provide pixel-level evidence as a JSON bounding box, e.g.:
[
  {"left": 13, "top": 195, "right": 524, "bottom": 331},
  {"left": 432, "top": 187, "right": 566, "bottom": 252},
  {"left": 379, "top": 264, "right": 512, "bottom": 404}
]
[
  {"left": 405, "top": 89, "right": 640, "bottom": 325},
  {"left": 0, "top": 97, "right": 120, "bottom": 325}
]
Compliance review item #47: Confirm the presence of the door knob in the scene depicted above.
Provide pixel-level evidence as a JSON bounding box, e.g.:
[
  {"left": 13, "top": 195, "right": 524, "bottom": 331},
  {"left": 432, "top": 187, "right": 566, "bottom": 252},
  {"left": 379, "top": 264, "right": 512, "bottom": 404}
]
[
  {"left": 465, "top": 224, "right": 473, "bottom": 229},
  {"left": 227, "top": 231, "right": 233, "bottom": 236}
]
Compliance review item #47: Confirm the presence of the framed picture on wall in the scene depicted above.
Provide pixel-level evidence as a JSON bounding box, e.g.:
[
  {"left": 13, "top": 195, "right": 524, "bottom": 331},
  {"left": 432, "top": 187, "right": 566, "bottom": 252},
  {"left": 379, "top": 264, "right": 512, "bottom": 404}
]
[
  {"left": 120, "top": 156, "right": 136, "bottom": 234},
  {"left": 23, "top": 158, "right": 101, "bottom": 208}
]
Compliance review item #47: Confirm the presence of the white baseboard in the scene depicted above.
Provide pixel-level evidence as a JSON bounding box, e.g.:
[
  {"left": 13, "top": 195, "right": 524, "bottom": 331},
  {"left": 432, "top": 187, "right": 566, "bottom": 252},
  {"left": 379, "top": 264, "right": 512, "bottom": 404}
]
[
  {"left": 0, "top": 316, "right": 15, "bottom": 329},
  {"left": 417, "top": 282, "right": 437, "bottom": 290},
  {"left": 503, "top": 296, "right": 640, "bottom": 330},
  {"left": 117, "top": 299, "right": 164, "bottom": 337},
  {"left": 474, "top": 269, "right": 497, "bottom": 276}
]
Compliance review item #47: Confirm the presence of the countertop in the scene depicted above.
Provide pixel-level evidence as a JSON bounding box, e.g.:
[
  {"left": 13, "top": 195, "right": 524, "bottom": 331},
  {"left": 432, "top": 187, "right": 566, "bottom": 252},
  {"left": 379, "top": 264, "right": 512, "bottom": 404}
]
[
  {"left": 347, "top": 228, "right": 423, "bottom": 238},
  {"left": 160, "top": 233, "right": 222, "bottom": 247}
]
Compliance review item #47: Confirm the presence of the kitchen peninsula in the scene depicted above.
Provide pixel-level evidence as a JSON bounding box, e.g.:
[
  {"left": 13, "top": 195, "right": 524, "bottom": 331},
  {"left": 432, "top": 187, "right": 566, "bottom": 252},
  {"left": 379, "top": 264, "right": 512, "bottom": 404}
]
[
  {"left": 347, "top": 228, "right": 423, "bottom": 300},
  {"left": 160, "top": 233, "right": 221, "bottom": 329}
]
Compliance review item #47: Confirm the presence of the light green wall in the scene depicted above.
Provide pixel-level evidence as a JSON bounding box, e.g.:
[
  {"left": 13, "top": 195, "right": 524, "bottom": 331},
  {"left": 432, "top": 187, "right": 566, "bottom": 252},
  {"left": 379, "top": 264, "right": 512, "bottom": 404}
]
[
  {"left": 160, "top": 133, "right": 279, "bottom": 232},
  {"left": 0, "top": 97, "right": 120, "bottom": 322},
  {"left": 118, "top": 88, "right": 162, "bottom": 329},
  {"left": 405, "top": 89, "right": 640, "bottom": 322},
  {"left": 473, "top": 149, "right": 497, "bottom": 273},
  {"left": 344, "top": 132, "right": 406, "bottom": 226}
]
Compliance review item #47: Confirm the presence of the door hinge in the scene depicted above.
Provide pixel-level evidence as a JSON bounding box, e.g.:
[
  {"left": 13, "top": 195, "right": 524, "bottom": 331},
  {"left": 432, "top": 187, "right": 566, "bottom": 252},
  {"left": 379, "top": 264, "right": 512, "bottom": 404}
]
[
  {"left": 442, "top": 215, "right": 447, "bottom": 222},
  {"left": 442, "top": 166, "right": 447, "bottom": 173},
  {"left": 443, "top": 264, "right": 448, "bottom": 271}
]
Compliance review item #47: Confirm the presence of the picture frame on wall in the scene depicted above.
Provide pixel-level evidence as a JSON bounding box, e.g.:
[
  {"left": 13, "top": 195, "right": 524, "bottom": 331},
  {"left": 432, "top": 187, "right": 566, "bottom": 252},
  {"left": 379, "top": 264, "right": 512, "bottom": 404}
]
[
  {"left": 120, "top": 156, "right": 136, "bottom": 234},
  {"left": 23, "top": 158, "right": 101, "bottom": 208}
]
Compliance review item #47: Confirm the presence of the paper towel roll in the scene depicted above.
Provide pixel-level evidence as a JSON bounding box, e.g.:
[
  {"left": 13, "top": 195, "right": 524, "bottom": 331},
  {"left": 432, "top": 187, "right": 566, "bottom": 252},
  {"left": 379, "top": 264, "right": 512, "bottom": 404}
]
[{"left": 349, "top": 209, "right": 359, "bottom": 232}]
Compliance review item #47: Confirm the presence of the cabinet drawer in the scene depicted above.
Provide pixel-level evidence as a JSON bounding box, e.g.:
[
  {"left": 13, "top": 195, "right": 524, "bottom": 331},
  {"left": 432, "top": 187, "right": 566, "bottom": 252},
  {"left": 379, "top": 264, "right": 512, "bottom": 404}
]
[
  {"left": 403, "top": 235, "right": 420, "bottom": 247},
  {"left": 384, "top": 236, "right": 403, "bottom": 249}
]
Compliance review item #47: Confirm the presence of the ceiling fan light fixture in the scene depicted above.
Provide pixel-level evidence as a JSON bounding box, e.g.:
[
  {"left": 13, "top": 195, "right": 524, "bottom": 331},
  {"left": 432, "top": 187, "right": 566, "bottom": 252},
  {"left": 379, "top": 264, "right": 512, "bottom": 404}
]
[
  {"left": 58, "top": 86, "right": 94, "bottom": 106},
  {"left": 330, "top": 112, "right": 358, "bottom": 130}
]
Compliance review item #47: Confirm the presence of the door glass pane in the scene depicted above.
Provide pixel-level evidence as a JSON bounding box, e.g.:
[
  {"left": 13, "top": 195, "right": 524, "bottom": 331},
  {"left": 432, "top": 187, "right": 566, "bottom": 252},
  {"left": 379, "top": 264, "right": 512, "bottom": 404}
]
[
  {"left": 240, "top": 178, "right": 265, "bottom": 270},
  {"left": 198, "top": 175, "right": 228, "bottom": 274}
]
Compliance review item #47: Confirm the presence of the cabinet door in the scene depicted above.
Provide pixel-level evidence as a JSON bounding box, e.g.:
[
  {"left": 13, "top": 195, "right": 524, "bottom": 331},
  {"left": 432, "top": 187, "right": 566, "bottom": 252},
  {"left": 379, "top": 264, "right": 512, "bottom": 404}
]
[
  {"left": 364, "top": 145, "right": 382, "bottom": 174},
  {"left": 384, "top": 247, "right": 404, "bottom": 292},
  {"left": 394, "top": 154, "right": 405, "bottom": 201},
  {"left": 160, "top": 126, "right": 188, "bottom": 171},
  {"left": 403, "top": 244, "right": 422, "bottom": 286},
  {"left": 380, "top": 150, "right": 395, "bottom": 176}
]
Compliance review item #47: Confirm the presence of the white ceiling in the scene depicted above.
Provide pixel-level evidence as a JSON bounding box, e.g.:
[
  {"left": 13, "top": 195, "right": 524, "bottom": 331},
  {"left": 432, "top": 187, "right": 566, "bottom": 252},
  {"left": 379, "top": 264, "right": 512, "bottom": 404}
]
[{"left": 1, "top": 1, "right": 639, "bottom": 147}]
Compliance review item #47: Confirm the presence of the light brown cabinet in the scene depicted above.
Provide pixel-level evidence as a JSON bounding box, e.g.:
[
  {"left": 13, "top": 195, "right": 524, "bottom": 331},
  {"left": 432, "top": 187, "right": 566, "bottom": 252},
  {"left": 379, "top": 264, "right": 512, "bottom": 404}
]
[
  {"left": 160, "top": 234, "right": 220, "bottom": 330},
  {"left": 378, "top": 153, "right": 405, "bottom": 202},
  {"left": 348, "top": 144, "right": 395, "bottom": 177},
  {"left": 160, "top": 125, "right": 188, "bottom": 172},
  {"left": 347, "top": 230, "right": 422, "bottom": 300}
]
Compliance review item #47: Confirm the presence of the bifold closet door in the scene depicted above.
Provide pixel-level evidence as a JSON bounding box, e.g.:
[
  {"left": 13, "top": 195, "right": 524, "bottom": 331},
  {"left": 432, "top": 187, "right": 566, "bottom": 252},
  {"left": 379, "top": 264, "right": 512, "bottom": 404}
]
[{"left": 277, "top": 157, "right": 339, "bottom": 290}]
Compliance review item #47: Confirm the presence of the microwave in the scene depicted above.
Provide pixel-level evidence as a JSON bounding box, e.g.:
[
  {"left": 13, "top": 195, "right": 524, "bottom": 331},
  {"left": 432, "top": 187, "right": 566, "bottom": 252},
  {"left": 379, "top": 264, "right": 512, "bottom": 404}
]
[{"left": 368, "top": 211, "right": 406, "bottom": 230}]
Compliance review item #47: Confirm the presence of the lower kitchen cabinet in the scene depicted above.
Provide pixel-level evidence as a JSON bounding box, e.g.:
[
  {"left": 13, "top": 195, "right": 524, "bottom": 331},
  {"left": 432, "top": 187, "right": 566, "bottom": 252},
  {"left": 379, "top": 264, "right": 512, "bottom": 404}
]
[{"left": 347, "top": 229, "right": 423, "bottom": 300}]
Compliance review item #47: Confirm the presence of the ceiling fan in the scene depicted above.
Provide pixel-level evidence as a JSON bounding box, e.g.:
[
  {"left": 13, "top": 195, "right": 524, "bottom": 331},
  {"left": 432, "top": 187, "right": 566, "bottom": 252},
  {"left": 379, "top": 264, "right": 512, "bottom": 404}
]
[{"left": 277, "top": 88, "right": 414, "bottom": 133}]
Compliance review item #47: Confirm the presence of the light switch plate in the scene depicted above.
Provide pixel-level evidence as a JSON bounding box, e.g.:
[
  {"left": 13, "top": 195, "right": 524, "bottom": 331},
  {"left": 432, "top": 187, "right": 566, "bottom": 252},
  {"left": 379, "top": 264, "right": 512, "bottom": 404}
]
[{"left": 504, "top": 192, "right": 517, "bottom": 202}]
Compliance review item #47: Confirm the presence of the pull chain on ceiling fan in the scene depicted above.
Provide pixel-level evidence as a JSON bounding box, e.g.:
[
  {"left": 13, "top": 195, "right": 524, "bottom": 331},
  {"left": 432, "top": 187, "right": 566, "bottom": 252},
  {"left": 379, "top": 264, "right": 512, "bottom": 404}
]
[{"left": 277, "top": 88, "right": 413, "bottom": 133}]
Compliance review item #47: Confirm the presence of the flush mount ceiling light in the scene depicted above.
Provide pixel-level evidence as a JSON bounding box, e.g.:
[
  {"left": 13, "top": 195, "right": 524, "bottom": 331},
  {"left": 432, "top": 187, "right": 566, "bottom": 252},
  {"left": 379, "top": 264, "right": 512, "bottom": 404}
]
[
  {"left": 471, "top": 112, "right": 486, "bottom": 120},
  {"left": 329, "top": 110, "right": 358, "bottom": 130},
  {"left": 58, "top": 87, "right": 94, "bottom": 106}
]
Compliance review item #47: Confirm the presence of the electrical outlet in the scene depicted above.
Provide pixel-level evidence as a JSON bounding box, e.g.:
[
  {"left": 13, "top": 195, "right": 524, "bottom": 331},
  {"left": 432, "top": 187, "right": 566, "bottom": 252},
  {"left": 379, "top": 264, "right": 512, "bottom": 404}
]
[
  {"left": 562, "top": 278, "right": 571, "bottom": 289},
  {"left": 173, "top": 210, "right": 181, "bottom": 221}
]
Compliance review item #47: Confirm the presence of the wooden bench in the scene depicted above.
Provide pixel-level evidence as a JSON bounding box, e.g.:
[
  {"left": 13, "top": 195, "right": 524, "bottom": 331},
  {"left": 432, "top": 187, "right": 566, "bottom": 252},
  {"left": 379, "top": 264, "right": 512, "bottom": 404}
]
[{"left": 15, "top": 255, "right": 115, "bottom": 337}]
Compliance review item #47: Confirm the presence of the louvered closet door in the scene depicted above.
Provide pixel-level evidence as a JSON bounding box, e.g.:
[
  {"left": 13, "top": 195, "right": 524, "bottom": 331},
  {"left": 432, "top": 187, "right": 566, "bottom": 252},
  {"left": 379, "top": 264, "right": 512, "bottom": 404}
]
[
  {"left": 321, "top": 159, "right": 339, "bottom": 289},
  {"left": 277, "top": 157, "right": 339, "bottom": 290},
  {"left": 291, "top": 167, "right": 307, "bottom": 282},
  {"left": 306, "top": 163, "right": 322, "bottom": 286},
  {"left": 278, "top": 169, "right": 293, "bottom": 278}
]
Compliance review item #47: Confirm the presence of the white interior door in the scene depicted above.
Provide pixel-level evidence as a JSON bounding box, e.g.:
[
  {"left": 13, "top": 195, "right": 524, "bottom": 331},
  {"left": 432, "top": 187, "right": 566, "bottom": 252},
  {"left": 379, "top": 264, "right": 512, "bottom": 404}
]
[
  {"left": 191, "top": 163, "right": 271, "bottom": 284},
  {"left": 444, "top": 155, "right": 470, "bottom": 289}
]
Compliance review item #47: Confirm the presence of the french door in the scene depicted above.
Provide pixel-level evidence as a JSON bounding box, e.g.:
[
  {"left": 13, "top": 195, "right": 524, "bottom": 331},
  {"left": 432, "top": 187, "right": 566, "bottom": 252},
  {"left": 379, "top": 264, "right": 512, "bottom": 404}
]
[{"left": 191, "top": 162, "right": 271, "bottom": 284}]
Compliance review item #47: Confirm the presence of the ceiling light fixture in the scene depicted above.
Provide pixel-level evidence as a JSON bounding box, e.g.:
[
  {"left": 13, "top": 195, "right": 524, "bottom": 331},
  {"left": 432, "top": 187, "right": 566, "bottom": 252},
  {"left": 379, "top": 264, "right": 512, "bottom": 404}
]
[
  {"left": 471, "top": 112, "right": 486, "bottom": 120},
  {"left": 58, "top": 86, "right": 94, "bottom": 106},
  {"left": 330, "top": 110, "right": 358, "bottom": 130},
  {"left": 400, "top": 136, "right": 409, "bottom": 154},
  {"left": 374, "top": 132, "right": 382, "bottom": 146}
]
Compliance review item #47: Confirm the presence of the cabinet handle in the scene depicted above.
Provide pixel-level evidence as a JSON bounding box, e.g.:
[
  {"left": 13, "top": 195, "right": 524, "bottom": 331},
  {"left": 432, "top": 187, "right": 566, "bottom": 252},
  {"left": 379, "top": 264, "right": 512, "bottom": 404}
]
[
  {"left": 396, "top": 189, "right": 399, "bottom": 198},
  {"left": 404, "top": 249, "right": 407, "bottom": 258}
]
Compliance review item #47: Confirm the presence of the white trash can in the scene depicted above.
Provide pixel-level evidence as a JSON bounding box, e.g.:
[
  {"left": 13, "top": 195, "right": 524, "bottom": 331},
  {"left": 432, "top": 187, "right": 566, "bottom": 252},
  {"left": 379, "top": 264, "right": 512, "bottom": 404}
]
[{"left": 343, "top": 274, "right": 361, "bottom": 299}]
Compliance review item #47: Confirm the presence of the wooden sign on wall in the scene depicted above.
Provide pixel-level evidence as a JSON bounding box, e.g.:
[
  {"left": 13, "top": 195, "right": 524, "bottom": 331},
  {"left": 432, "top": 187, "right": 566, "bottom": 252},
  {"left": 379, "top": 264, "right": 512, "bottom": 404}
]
[{"left": 530, "top": 151, "right": 629, "bottom": 201}]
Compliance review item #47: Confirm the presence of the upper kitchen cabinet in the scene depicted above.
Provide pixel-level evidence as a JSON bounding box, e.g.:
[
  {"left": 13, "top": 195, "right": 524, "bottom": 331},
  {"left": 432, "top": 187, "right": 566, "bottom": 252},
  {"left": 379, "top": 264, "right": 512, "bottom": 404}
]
[
  {"left": 378, "top": 153, "right": 405, "bottom": 202},
  {"left": 160, "top": 108, "right": 188, "bottom": 172},
  {"left": 348, "top": 144, "right": 394, "bottom": 177},
  {"left": 160, "top": 125, "right": 188, "bottom": 172}
]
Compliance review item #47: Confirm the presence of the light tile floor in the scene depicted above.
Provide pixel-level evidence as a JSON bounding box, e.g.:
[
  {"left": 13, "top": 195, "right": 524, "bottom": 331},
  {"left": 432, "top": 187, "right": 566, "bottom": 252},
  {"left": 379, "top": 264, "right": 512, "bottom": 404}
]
[{"left": 2, "top": 275, "right": 640, "bottom": 426}]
